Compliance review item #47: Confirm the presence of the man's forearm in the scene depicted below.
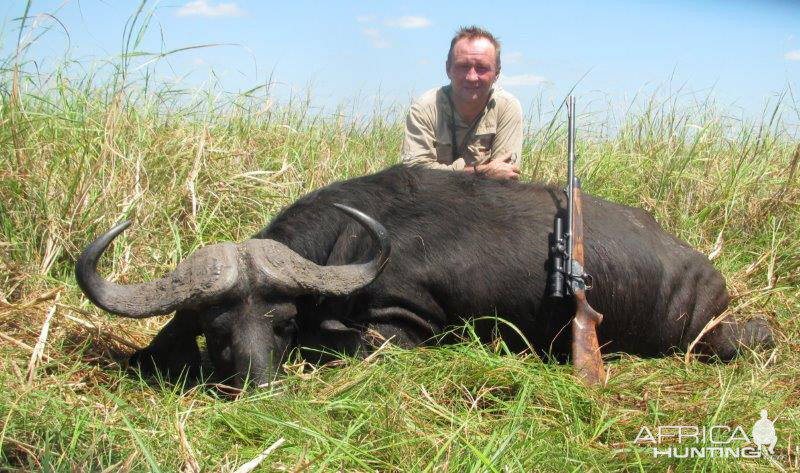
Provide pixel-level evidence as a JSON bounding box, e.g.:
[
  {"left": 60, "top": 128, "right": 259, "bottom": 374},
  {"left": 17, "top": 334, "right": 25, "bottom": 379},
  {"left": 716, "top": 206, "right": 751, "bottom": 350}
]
[{"left": 402, "top": 155, "right": 467, "bottom": 171}]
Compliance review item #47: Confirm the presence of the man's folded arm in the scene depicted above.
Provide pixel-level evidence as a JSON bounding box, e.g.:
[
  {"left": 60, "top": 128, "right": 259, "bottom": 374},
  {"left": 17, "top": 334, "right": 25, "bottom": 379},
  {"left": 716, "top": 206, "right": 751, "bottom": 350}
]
[{"left": 401, "top": 102, "right": 465, "bottom": 170}]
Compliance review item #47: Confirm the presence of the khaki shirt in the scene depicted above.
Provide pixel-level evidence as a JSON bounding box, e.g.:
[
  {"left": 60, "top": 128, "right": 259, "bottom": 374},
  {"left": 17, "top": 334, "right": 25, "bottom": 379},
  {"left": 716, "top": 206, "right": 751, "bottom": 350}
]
[{"left": 402, "top": 85, "right": 523, "bottom": 170}]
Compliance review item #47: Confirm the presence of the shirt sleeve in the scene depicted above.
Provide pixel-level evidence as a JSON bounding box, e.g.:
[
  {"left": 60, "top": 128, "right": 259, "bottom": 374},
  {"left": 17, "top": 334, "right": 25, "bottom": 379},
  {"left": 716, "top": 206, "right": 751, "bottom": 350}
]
[
  {"left": 490, "top": 96, "right": 524, "bottom": 164},
  {"left": 402, "top": 101, "right": 466, "bottom": 171}
]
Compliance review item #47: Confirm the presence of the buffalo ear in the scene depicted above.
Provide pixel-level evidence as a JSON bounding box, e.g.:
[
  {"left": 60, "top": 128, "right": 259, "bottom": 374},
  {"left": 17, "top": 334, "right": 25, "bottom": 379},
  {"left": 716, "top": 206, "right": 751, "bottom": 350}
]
[{"left": 319, "top": 319, "right": 363, "bottom": 355}]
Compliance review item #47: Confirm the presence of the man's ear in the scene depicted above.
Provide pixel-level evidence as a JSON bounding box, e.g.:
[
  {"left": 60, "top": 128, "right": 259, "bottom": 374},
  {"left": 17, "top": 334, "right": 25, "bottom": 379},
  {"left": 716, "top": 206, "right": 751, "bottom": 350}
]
[
  {"left": 445, "top": 60, "right": 452, "bottom": 80},
  {"left": 493, "top": 66, "right": 500, "bottom": 84}
]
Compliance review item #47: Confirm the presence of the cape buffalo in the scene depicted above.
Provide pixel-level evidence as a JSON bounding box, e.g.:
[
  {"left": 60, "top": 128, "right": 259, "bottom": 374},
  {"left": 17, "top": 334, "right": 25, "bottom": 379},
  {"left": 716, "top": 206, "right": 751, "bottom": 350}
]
[{"left": 76, "top": 165, "right": 773, "bottom": 387}]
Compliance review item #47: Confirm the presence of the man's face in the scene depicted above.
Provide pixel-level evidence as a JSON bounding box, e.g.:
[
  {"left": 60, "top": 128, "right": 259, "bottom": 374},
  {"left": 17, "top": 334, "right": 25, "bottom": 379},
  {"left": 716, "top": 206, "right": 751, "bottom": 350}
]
[{"left": 446, "top": 37, "right": 499, "bottom": 107}]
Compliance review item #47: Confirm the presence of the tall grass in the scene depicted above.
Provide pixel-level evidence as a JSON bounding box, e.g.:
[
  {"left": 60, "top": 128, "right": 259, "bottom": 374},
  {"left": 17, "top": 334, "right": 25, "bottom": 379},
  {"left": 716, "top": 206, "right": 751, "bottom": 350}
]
[{"left": 1, "top": 4, "right": 799, "bottom": 472}]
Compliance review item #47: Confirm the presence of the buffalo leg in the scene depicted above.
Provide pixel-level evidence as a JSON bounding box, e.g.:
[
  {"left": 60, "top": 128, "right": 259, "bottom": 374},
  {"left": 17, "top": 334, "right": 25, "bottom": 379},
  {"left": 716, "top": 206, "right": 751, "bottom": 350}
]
[
  {"left": 128, "top": 310, "right": 202, "bottom": 381},
  {"left": 699, "top": 318, "right": 774, "bottom": 361}
]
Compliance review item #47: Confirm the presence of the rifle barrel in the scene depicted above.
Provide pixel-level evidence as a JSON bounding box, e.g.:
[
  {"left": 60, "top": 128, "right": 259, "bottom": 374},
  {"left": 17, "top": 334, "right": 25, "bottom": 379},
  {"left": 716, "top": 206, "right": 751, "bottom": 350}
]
[{"left": 566, "top": 96, "right": 576, "bottom": 278}]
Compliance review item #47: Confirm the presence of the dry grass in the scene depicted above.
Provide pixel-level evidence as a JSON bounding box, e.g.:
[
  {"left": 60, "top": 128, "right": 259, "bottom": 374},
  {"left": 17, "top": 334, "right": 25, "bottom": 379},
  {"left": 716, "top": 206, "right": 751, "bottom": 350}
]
[{"left": 1, "top": 3, "right": 799, "bottom": 471}]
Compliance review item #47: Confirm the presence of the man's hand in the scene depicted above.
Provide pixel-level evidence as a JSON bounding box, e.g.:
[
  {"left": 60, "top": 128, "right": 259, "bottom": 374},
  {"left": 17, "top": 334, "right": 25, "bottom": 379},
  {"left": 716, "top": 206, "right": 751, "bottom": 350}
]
[{"left": 466, "top": 152, "right": 520, "bottom": 180}]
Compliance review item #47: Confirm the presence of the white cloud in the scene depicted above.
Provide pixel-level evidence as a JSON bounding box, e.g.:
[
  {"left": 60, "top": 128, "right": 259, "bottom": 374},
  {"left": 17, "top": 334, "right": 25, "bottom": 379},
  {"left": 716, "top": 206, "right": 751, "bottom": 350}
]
[
  {"left": 498, "top": 74, "right": 548, "bottom": 86},
  {"left": 387, "top": 16, "right": 432, "bottom": 29},
  {"left": 785, "top": 50, "right": 800, "bottom": 61},
  {"left": 356, "top": 14, "right": 373, "bottom": 23},
  {"left": 363, "top": 28, "right": 390, "bottom": 49},
  {"left": 176, "top": 0, "right": 243, "bottom": 18},
  {"left": 503, "top": 51, "right": 523, "bottom": 65}
]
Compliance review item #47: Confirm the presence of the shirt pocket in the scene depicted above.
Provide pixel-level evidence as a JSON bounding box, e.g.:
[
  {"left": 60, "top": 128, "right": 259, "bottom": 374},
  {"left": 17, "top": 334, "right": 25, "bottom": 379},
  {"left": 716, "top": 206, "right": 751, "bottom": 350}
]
[{"left": 433, "top": 140, "right": 454, "bottom": 164}]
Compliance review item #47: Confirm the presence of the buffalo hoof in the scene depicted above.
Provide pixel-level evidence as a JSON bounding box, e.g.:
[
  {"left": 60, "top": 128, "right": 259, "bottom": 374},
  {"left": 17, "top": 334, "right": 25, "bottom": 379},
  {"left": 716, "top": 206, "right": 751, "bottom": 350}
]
[{"left": 739, "top": 318, "right": 775, "bottom": 351}]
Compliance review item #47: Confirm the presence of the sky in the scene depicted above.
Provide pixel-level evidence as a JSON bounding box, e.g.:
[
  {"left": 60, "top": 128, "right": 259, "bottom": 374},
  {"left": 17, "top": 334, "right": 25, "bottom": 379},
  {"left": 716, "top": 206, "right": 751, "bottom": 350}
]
[{"left": 2, "top": 0, "right": 799, "bottom": 125}]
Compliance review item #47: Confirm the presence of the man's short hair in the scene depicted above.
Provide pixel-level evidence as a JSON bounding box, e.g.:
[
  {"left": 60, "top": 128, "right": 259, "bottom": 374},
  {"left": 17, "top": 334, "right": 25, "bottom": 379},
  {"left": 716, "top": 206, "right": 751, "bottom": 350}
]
[{"left": 446, "top": 26, "right": 501, "bottom": 71}]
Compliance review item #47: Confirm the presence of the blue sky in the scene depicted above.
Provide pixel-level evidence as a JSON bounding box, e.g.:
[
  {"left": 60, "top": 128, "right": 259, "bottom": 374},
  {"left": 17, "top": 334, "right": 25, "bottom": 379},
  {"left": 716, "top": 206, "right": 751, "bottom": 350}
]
[{"left": 2, "top": 1, "right": 799, "bottom": 124}]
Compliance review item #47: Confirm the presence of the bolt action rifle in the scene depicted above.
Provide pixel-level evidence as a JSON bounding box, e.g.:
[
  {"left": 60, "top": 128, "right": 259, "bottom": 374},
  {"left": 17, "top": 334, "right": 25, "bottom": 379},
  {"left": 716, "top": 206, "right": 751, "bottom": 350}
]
[{"left": 548, "top": 96, "right": 606, "bottom": 385}]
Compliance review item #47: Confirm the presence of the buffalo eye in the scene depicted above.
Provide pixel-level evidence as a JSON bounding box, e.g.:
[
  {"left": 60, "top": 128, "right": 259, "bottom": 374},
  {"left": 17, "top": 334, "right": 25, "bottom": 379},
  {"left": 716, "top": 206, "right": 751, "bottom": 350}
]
[{"left": 268, "top": 302, "right": 297, "bottom": 336}]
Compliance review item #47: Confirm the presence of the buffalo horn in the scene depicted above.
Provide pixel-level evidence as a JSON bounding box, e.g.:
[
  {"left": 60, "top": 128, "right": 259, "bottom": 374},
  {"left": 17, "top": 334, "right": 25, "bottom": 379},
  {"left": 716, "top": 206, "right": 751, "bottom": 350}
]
[
  {"left": 245, "top": 203, "right": 390, "bottom": 296},
  {"left": 75, "top": 221, "right": 240, "bottom": 318}
]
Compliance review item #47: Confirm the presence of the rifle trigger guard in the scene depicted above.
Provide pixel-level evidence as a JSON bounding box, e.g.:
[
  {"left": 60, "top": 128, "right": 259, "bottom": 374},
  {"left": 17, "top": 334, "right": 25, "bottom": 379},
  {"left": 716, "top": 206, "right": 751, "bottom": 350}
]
[
  {"left": 568, "top": 274, "right": 592, "bottom": 292},
  {"left": 583, "top": 273, "right": 593, "bottom": 290},
  {"left": 567, "top": 260, "right": 593, "bottom": 292}
]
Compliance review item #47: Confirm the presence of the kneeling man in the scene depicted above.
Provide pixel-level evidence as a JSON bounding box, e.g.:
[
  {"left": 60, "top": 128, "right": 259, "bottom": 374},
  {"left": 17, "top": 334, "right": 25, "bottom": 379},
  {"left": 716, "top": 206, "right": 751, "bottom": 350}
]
[{"left": 402, "top": 26, "right": 523, "bottom": 180}]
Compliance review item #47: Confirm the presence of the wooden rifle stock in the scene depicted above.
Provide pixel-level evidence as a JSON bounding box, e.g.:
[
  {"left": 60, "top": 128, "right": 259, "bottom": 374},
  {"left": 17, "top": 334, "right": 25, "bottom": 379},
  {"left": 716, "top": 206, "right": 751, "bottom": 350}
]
[{"left": 570, "top": 184, "right": 606, "bottom": 385}]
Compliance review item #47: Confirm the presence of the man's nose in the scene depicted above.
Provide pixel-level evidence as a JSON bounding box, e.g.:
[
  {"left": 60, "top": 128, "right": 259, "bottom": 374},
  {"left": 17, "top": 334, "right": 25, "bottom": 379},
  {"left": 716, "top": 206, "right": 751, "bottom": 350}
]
[{"left": 465, "top": 67, "right": 479, "bottom": 81}]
